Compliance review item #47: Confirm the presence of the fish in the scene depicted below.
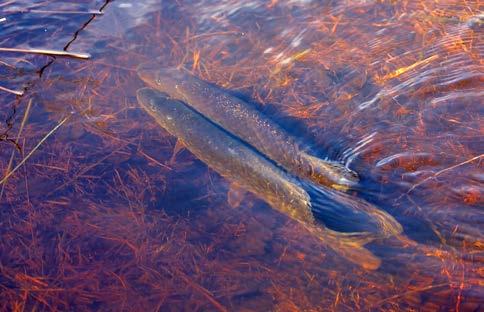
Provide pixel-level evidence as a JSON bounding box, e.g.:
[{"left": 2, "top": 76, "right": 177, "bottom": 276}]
[
  {"left": 137, "top": 66, "right": 359, "bottom": 191},
  {"left": 137, "top": 66, "right": 403, "bottom": 238},
  {"left": 137, "top": 87, "right": 381, "bottom": 270}
]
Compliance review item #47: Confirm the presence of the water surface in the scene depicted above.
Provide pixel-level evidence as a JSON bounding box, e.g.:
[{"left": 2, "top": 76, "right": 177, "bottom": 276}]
[{"left": 0, "top": 0, "right": 482, "bottom": 310}]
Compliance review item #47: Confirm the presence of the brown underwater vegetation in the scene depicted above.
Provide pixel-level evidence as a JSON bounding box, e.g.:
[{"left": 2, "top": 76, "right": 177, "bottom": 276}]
[{"left": 0, "top": 0, "right": 482, "bottom": 310}]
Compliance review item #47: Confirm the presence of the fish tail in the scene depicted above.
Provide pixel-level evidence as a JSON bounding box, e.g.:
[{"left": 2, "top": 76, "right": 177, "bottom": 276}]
[
  {"left": 332, "top": 191, "right": 403, "bottom": 237},
  {"left": 309, "top": 184, "right": 404, "bottom": 237},
  {"left": 310, "top": 227, "right": 382, "bottom": 270}
]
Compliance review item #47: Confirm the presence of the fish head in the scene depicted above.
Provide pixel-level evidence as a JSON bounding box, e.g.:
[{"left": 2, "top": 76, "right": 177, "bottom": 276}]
[
  {"left": 321, "top": 164, "right": 360, "bottom": 190},
  {"left": 306, "top": 155, "right": 359, "bottom": 190},
  {"left": 329, "top": 165, "right": 360, "bottom": 189},
  {"left": 137, "top": 64, "right": 185, "bottom": 98},
  {"left": 137, "top": 88, "right": 160, "bottom": 113},
  {"left": 137, "top": 87, "right": 178, "bottom": 122}
]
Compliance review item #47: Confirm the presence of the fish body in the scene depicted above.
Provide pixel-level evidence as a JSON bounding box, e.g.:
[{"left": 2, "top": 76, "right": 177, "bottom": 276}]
[
  {"left": 137, "top": 88, "right": 314, "bottom": 224},
  {"left": 137, "top": 88, "right": 381, "bottom": 270},
  {"left": 137, "top": 66, "right": 358, "bottom": 190}
]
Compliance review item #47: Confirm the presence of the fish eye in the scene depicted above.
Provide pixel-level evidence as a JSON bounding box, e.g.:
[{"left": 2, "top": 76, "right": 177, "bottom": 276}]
[
  {"left": 156, "top": 78, "right": 161, "bottom": 84},
  {"left": 148, "top": 100, "right": 157, "bottom": 111}
]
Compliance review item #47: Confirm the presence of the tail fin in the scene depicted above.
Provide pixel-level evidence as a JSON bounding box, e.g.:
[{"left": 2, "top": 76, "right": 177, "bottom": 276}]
[
  {"left": 328, "top": 189, "right": 403, "bottom": 237},
  {"left": 308, "top": 184, "right": 403, "bottom": 237},
  {"left": 308, "top": 226, "right": 382, "bottom": 270}
]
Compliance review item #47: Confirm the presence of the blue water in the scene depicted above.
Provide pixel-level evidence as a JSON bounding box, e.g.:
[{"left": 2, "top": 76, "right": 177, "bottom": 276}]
[{"left": 0, "top": 1, "right": 482, "bottom": 310}]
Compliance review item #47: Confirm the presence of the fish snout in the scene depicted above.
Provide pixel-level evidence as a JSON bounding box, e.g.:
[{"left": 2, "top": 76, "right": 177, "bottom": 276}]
[
  {"left": 306, "top": 155, "right": 359, "bottom": 189},
  {"left": 335, "top": 168, "right": 360, "bottom": 187},
  {"left": 137, "top": 88, "right": 162, "bottom": 113}
]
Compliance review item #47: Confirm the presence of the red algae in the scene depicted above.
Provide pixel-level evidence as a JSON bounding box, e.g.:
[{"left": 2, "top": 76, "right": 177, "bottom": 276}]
[{"left": 0, "top": 0, "right": 483, "bottom": 310}]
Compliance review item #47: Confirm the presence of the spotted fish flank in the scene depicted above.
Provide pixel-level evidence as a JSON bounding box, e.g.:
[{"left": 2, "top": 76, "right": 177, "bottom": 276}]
[{"left": 137, "top": 66, "right": 359, "bottom": 190}]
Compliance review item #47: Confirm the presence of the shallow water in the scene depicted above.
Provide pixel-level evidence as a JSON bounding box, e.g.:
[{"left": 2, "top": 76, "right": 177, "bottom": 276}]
[{"left": 0, "top": 0, "right": 482, "bottom": 310}]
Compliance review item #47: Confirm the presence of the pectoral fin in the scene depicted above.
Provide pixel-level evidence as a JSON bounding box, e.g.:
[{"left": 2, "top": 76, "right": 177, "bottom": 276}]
[
  {"left": 227, "top": 183, "right": 247, "bottom": 208},
  {"left": 169, "top": 139, "right": 186, "bottom": 164}
]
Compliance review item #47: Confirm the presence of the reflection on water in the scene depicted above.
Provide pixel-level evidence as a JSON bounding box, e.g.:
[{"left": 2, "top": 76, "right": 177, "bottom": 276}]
[{"left": 1, "top": 0, "right": 483, "bottom": 310}]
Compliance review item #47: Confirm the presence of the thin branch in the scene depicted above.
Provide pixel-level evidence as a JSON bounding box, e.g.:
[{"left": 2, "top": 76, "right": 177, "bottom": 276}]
[
  {"left": 0, "top": 99, "right": 32, "bottom": 200},
  {"left": 0, "top": 59, "right": 16, "bottom": 68},
  {"left": 371, "top": 283, "right": 450, "bottom": 308},
  {"left": 173, "top": 268, "right": 229, "bottom": 312},
  {"left": 17, "top": 9, "right": 104, "bottom": 15},
  {"left": 0, "top": 115, "right": 70, "bottom": 185},
  {"left": 137, "top": 149, "right": 173, "bottom": 170},
  {"left": 0, "top": 47, "right": 90, "bottom": 59},
  {"left": 407, "top": 154, "right": 483, "bottom": 194},
  {"left": 0, "top": 0, "right": 15, "bottom": 8},
  {"left": 0, "top": 85, "right": 24, "bottom": 96}
]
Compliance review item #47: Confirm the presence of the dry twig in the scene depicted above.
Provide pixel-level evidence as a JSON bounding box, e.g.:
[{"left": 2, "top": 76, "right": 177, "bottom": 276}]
[
  {"left": 0, "top": 115, "right": 70, "bottom": 185},
  {"left": 16, "top": 9, "right": 103, "bottom": 15},
  {"left": 0, "top": 84, "right": 24, "bottom": 96},
  {"left": 407, "top": 154, "right": 483, "bottom": 194},
  {"left": 0, "top": 47, "right": 90, "bottom": 59},
  {"left": 0, "top": 99, "right": 32, "bottom": 199}
]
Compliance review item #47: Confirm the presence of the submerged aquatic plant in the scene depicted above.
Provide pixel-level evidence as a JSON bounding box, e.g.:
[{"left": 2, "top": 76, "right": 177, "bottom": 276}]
[{"left": 0, "top": 0, "right": 482, "bottom": 310}]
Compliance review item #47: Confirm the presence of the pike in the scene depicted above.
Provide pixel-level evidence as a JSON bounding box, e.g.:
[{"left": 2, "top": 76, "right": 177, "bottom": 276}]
[
  {"left": 137, "top": 66, "right": 358, "bottom": 191},
  {"left": 137, "top": 87, "right": 381, "bottom": 270}
]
